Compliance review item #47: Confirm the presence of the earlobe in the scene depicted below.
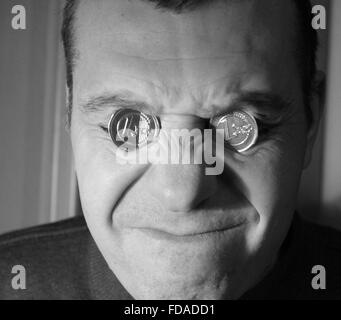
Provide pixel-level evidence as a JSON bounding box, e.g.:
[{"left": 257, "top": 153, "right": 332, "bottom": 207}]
[{"left": 303, "top": 70, "right": 326, "bottom": 169}]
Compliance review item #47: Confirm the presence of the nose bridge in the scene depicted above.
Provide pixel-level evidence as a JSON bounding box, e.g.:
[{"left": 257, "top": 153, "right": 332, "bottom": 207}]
[{"left": 160, "top": 114, "right": 206, "bottom": 126}]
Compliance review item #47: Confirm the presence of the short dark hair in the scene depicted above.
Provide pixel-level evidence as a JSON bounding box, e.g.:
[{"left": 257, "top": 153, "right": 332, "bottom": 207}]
[
  {"left": 61, "top": 0, "right": 318, "bottom": 125},
  {"left": 61, "top": 0, "right": 77, "bottom": 125}
]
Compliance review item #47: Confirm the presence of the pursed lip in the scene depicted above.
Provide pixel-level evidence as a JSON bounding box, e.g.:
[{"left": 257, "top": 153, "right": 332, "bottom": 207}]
[
  {"left": 123, "top": 208, "right": 253, "bottom": 236},
  {"left": 132, "top": 219, "right": 247, "bottom": 241}
]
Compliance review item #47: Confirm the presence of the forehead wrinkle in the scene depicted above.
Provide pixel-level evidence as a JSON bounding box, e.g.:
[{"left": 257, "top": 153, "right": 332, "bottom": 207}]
[
  {"left": 74, "top": 0, "right": 298, "bottom": 75},
  {"left": 76, "top": 0, "right": 265, "bottom": 63},
  {"left": 102, "top": 50, "right": 251, "bottom": 94},
  {"left": 149, "top": 78, "right": 243, "bottom": 118},
  {"left": 106, "top": 50, "right": 251, "bottom": 62},
  {"left": 75, "top": 0, "right": 300, "bottom": 117},
  {"left": 77, "top": 58, "right": 249, "bottom": 116}
]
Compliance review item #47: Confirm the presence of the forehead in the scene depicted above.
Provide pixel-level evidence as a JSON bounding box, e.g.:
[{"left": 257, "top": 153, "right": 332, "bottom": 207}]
[{"left": 73, "top": 0, "right": 300, "bottom": 112}]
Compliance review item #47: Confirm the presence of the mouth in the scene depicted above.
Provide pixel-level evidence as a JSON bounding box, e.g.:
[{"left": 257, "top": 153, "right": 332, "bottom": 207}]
[{"left": 133, "top": 220, "right": 247, "bottom": 243}]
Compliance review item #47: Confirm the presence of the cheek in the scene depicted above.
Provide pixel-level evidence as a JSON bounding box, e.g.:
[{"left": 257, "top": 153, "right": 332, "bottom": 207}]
[
  {"left": 226, "top": 127, "right": 307, "bottom": 250},
  {"left": 71, "top": 119, "right": 148, "bottom": 227},
  {"left": 236, "top": 139, "right": 305, "bottom": 215}
]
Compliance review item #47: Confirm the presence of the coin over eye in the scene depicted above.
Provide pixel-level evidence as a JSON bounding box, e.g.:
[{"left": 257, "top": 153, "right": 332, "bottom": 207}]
[
  {"left": 211, "top": 111, "right": 258, "bottom": 153},
  {"left": 108, "top": 109, "right": 160, "bottom": 152}
]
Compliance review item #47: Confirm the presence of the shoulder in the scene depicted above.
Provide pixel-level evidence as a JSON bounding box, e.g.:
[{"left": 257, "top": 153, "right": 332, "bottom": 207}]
[
  {"left": 301, "top": 218, "right": 341, "bottom": 255},
  {"left": 0, "top": 215, "right": 87, "bottom": 245},
  {"left": 296, "top": 218, "right": 341, "bottom": 299},
  {"left": 0, "top": 216, "right": 92, "bottom": 299},
  {"left": 0, "top": 216, "right": 88, "bottom": 260}
]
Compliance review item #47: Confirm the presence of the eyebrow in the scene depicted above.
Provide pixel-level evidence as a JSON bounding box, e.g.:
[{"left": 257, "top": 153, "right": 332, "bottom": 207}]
[
  {"left": 225, "top": 92, "right": 294, "bottom": 118},
  {"left": 80, "top": 93, "right": 158, "bottom": 115},
  {"left": 80, "top": 91, "right": 294, "bottom": 119}
]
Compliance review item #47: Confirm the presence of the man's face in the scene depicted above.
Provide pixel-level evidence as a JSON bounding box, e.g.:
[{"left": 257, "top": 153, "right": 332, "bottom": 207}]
[{"left": 71, "top": 0, "right": 313, "bottom": 299}]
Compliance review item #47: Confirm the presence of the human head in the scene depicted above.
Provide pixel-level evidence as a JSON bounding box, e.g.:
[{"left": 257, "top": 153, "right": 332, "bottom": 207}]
[{"left": 63, "top": 0, "right": 323, "bottom": 299}]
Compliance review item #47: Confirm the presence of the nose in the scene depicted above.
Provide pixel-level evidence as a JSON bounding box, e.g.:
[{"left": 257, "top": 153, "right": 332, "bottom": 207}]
[
  {"left": 146, "top": 114, "right": 218, "bottom": 213},
  {"left": 147, "top": 163, "right": 218, "bottom": 213}
]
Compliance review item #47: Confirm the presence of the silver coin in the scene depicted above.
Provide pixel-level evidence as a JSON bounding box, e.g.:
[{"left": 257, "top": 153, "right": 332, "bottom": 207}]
[
  {"left": 213, "top": 111, "right": 258, "bottom": 152},
  {"left": 108, "top": 109, "right": 160, "bottom": 151}
]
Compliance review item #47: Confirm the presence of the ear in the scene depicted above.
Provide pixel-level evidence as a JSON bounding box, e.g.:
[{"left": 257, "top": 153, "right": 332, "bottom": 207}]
[{"left": 303, "top": 70, "right": 326, "bottom": 169}]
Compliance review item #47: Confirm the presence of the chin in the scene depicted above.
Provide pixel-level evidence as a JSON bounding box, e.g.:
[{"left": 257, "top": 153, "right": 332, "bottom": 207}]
[
  {"left": 136, "top": 284, "right": 232, "bottom": 300},
  {"left": 108, "top": 250, "right": 251, "bottom": 300},
  {"left": 118, "top": 269, "right": 237, "bottom": 300}
]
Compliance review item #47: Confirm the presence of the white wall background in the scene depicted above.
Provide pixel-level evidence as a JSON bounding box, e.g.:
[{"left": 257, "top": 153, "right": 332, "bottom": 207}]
[
  {"left": 0, "top": 0, "right": 340, "bottom": 234},
  {"left": 0, "top": 0, "right": 77, "bottom": 234},
  {"left": 319, "top": 0, "right": 341, "bottom": 228}
]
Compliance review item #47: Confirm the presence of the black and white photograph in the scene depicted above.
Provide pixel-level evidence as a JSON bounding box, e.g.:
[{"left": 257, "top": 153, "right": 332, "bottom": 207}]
[{"left": 0, "top": 0, "right": 341, "bottom": 305}]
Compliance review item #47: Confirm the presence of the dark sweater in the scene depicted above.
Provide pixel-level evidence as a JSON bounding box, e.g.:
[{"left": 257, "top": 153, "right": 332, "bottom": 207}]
[{"left": 0, "top": 215, "right": 341, "bottom": 300}]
